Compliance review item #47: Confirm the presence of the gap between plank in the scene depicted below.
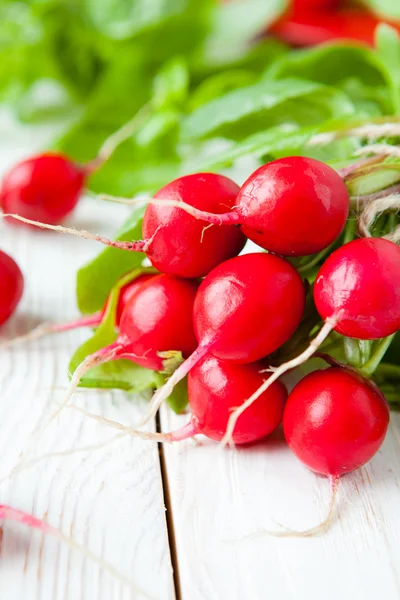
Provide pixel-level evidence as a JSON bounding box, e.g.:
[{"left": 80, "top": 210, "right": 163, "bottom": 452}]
[{"left": 156, "top": 412, "right": 182, "bottom": 600}]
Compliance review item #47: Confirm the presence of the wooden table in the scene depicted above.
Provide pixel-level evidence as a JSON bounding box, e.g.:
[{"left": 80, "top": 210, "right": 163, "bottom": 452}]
[{"left": 1, "top": 115, "right": 400, "bottom": 600}]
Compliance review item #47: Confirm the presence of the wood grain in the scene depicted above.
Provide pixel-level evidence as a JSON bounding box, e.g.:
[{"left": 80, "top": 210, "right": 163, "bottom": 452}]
[{"left": 0, "top": 136, "right": 175, "bottom": 599}]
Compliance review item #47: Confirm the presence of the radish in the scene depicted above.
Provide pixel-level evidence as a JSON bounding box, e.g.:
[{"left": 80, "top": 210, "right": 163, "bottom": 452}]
[
  {"left": 221, "top": 237, "right": 400, "bottom": 447},
  {"left": 0, "top": 272, "right": 154, "bottom": 349},
  {"left": 0, "top": 153, "right": 86, "bottom": 226},
  {"left": 280, "top": 367, "right": 389, "bottom": 534},
  {"left": 284, "top": 367, "right": 389, "bottom": 478},
  {"left": 68, "top": 355, "right": 287, "bottom": 446},
  {"left": 0, "top": 107, "right": 150, "bottom": 226},
  {"left": 141, "top": 173, "right": 246, "bottom": 277},
  {"left": 187, "top": 355, "right": 287, "bottom": 444},
  {"left": 315, "top": 237, "right": 400, "bottom": 339},
  {"left": 0, "top": 250, "right": 24, "bottom": 326},
  {"left": 12, "top": 273, "right": 199, "bottom": 473}
]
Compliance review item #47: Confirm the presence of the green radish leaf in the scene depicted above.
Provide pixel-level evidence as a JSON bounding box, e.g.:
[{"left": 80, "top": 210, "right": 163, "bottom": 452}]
[
  {"left": 165, "top": 377, "right": 189, "bottom": 414},
  {"left": 159, "top": 350, "right": 185, "bottom": 375},
  {"left": 136, "top": 110, "right": 180, "bottom": 147},
  {"left": 375, "top": 24, "right": 400, "bottom": 114},
  {"left": 76, "top": 204, "right": 147, "bottom": 314},
  {"left": 153, "top": 56, "right": 189, "bottom": 110},
  {"left": 83, "top": 0, "right": 196, "bottom": 40},
  {"left": 383, "top": 331, "right": 400, "bottom": 364},
  {"left": 203, "top": 0, "right": 287, "bottom": 65},
  {"left": 361, "top": 0, "right": 400, "bottom": 20},
  {"left": 266, "top": 44, "right": 387, "bottom": 87},
  {"left": 181, "top": 79, "right": 354, "bottom": 141}
]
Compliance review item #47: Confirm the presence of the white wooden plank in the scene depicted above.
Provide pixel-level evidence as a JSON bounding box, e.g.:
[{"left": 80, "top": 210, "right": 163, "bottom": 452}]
[
  {"left": 0, "top": 131, "right": 175, "bottom": 599},
  {"left": 160, "top": 404, "right": 400, "bottom": 600}
]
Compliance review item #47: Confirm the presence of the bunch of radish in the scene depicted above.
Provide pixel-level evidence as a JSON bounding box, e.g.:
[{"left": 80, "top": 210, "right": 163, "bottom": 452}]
[{"left": 1, "top": 151, "right": 399, "bottom": 540}]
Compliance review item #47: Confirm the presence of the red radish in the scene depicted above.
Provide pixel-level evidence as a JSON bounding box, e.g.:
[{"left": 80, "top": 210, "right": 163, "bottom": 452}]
[
  {"left": 116, "top": 274, "right": 198, "bottom": 370},
  {"left": 0, "top": 504, "right": 140, "bottom": 589},
  {"left": 0, "top": 153, "right": 85, "bottom": 225},
  {"left": 69, "top": 355, "right": 287, "bottom": 446},
  {"left": 134, "top": 252, "right": 305, "bottom": 427},
  {"left": 277, "top": 367, "right": 389, "bottom": 535},
  {"left": 187, "top": 356, "right": 287, "bottom": 444},
  {"left": 283, "top": 367, "right": 389, "bottom": 478},
  {"left": 221, "top": 237, "right": 400, "bottom": 447},
  {"left": 238, "top": 368, "right": 389, "bottom": 538},
  {"left": 315, "top": 238, "right": 400, "bottom": 339},
  {"left": 12, "top": 273, "right": 199, "bottom": 473},
  {"left": 292, "top": 0, "right": 341, "bottom": 9},
  {"left": 142, "top": 173, "right": 246, "bottom": 277},
  {"left": 270, "top": 9, "right": 391, "bottom": 47},
  {"left": 0, "top": 272, "right": 154, "bottom": 349},
  {"left": 235, "top": 157, "right": 349, "bottom": 256},
  {"left": 0, "top": 107, "right": 150, "bottom": 226},
  {"left": 0, "top": 250, "right": 24, "bottom": 326}
]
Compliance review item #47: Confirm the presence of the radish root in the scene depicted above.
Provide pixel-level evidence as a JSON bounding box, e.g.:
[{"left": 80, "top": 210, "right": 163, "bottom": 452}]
[
  {"left": 1, "top": 214, "right": 147, "bottom": 252},
  {"left": 17, "top": 435, "right": 127, "bottom": 474},
  {"left": 231, "top": 476, "right": 339, "bottom": 541},
  {"left": 358, "top": 195, "right": 400, "bottom": 237},
  {"left": 10, "top": 343, "right": 124, "bottom": 476},
  {"left": 351, "top": 183, "right": 400, "bottom": 207},
  {"left": 308, "top": 122, "right": 400, "bottom": 146},
  {"left": 0, "top": 313, "right": 101, "bottom": 350},
  {"left": 220, "top": 317, "right": 339, "bottom": 448},
  {"left": 355, "top": 143, "right": 400, "bottom": 158},
  {"left": 69, "top": 405, "right": 197, "bottom": 443},
  {"left": 0, "top": 505, "right": 145, "bottom": 593}
]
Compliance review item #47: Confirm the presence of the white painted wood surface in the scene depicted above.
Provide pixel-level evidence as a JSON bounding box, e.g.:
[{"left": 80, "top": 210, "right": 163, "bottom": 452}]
[
  {"left": 0, "top": 115, "right": 175, "bottom": 600},
  {"left": 2, "top": 111, "right": 400, "bottom": 600},
  {"left": 161, "top": 406, "right": 400, "bottom": 600}
]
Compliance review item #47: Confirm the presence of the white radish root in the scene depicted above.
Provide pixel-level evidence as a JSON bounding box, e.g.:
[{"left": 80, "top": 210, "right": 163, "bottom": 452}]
[
  {"left": 229, "top": 476, "right": 339, "bottom": 541},
  {"left": 69, "top": 405, "right": 197, "bottom": 443},
  {"left": 0, "top": 505, "right": 146, "bottom": 594},
  {"left": 10, "top": 343, "right": 125, "bottom": 477},
  {"left": 0, "top": 313, "right": 101, "bottom": 350},
  {"left": 358, "top": 194, "right": 400, "bottom": 237}
]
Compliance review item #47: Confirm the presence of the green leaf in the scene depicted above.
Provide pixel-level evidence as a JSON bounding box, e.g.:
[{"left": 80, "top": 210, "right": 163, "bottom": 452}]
[
  {"left": 166, "top": 377, "right": 189, "bottom": 414},
  {"left": 266, "top": 44, "right": 387, "bottom": 88},
  {"left": 361, "top": 0, "right": 400, "bottom": 20},
  {"left": 203, "top": 0, "right": 287, "bottom": 65},
  {"left": 136, "top": 110, "right": 180, "bottom": 147},
  {"left": 181, "top": 78, "right": 354, "bottom": 141},
  {"left": 375, "top": 24, "right": 400, "bottom": 114},
  {"left": 76, "top": 204, "right": 147, "bottom": 314},
  {"left": 84, "top": 0, "right": 190, "bottom": 40},
  {"left": 153, "top": 56, "right": 189, "bottom": 110}
]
